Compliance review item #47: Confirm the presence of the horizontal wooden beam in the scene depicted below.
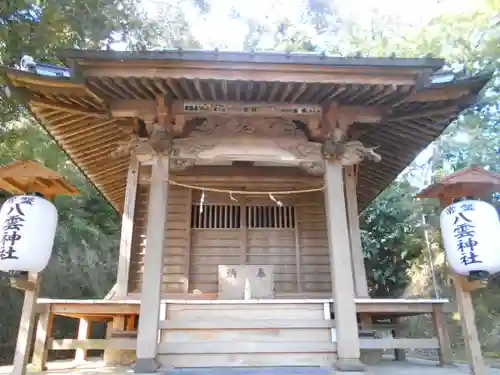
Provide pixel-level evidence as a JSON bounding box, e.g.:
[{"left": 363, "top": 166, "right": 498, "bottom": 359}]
[
  {"left": 158, "top": 341, "right": 337, "bottom": 355},
  {"left": 49, "top": 303, "right": 140, "bottom": 315},
  {"left": 84, "top": 64, "right": 419, "bottom": 86},
  {"left": 359, "top": 338, "right": 439, "bottom": 350},
  {"left": 159, "top": 319, "right": 334, "bottom": 330},
  {"left": 48, "top": 338, "right": 136, "bottom": 350},
  {"left": 388, "top": 105, "right": 458, "bottom": 121},
  {"left": 109, "top": 99, "right": 385, "bottom": 124},
  {"left": 140, "top": 165, "right": 323, "bottom": 186},
  {"left": 407, "top": 86, "right": 470, "bottom": 102}
]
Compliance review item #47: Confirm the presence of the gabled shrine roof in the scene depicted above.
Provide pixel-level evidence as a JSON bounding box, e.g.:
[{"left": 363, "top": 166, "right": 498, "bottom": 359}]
[
  {"left": 0, "top": 160, "right": 79, "bottom": 197},
  {"left": 0, "top": 49, "right": 492, "bottom": 213},
  {"left": 417, "top": 165, "right": 500, "bottom": 199}
]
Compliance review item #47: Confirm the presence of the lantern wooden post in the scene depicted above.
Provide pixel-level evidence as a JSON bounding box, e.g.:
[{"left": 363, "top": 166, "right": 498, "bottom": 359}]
[
  {"left": 417, "top": 165, "right": 500, "bottom": 375},
  {"left": 12, "top": 273, "right": 41, "bottom": 375},
  {"left": 0, "top": 160, "right": 79, "bottom": 375}
]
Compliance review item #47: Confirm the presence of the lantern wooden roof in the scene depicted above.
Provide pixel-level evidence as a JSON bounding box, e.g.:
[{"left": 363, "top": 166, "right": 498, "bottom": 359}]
[
  {"left": 0, "top": 49, "right": 491, "bottom": 213},
  {"left": 0, "top": 160, "right": 79, "bottom": 197},
  {"left": 417, "top": 165, "right": 500, "bottom": 199}
]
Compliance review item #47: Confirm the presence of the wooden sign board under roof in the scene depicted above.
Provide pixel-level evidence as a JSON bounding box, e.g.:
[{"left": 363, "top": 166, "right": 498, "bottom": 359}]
[
  {"left": 417, "top": 164, "right": 500, "bottom": 199},
  {"left": 0, "top": 160, "right": 79, "bottom": 197}
]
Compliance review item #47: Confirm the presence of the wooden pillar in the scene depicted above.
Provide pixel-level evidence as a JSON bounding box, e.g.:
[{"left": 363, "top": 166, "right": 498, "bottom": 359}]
[
  {"left": 12, "top": 273, "right": 41, "bottom": 375},
  {"left": 324, "top": 161, "right": 365, "bottom": 372},
  {"left": 135, "top": 155, "right": 169, "bottom": 373},
  {"left": 116, "top": 155, "right": 139, "bottom": 297},
  {"left": 75, "top": 318, "right": 91, "bottom": 362},
  {"left": 344, "top": 166, "right": 369, "bottom": 298},
  {"left": 31, "top": 308, "right": 53, "bottom": 371}
]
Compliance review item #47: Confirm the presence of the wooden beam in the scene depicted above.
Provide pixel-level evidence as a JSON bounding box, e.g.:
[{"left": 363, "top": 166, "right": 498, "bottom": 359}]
[
  {"left": 388, "top": 105, "right": 458, "bottom": 121},
  {"left": 116, "top": 155, "right": 139, "bottom": 297},
  {"left": 359, "top": 338, "right": 439, "bottom": 350},
  {"left": 109, "top": 99, "right": 385, "bottom": 126},
  {"left": 50, "top": 337, "right": 136, "bottom": 350},
  {"left": 407, "top": 86, "right": 470, "bottom": 102},
  {"left": 83, "top": 65, "right": 419, "bottom": 86},
  {"left": 140, "top": 165, "right": 323, "bottom": 186}
]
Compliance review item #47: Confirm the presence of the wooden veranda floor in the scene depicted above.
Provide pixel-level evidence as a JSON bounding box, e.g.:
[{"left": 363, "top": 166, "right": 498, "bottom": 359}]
[{"left": 1, "top": 358, "right": 497, "bottom": 375}]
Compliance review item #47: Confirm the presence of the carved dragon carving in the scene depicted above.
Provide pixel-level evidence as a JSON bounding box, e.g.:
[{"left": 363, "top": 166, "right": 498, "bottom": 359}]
[
  {"left": 111, "top": 121, "right": 173, "bottom": 158},
  {"left": 322, "top": 136, "right": 382, "bottom": 166}
]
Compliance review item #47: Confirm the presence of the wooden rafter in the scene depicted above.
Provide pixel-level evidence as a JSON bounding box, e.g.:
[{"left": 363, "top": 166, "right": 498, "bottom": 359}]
[{"left": 29, "top": 96, "right": 108, "bottom": 117}]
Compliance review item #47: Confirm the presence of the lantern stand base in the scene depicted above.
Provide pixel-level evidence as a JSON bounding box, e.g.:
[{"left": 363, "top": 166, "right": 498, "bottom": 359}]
[
  {"left": 9, "top": 276, "right": 36, "bottom": 291},
  {"left": 453, "top": 273, "right": 487, "bottom": 293},
  {"left": 468, "top": 271, "right": 489, "bottom": 281}
]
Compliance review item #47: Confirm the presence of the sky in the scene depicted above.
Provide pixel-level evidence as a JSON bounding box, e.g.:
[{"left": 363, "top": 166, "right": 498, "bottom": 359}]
[{"left": 139, "top": 0, "right": 482, "bottom": 50}]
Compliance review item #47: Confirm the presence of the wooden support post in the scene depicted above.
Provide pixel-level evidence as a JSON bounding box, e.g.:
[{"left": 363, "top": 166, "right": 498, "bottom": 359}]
[
  {"left": 135, "top": 155, "right": 169, "bottom": 373},
  {"left": 324, "top": 161, "right": 365, "bottom": 372},
  {"left": 127, "top": 315, "right": 136, "bottom": 331},
  {"left": 104, "top": 316, "right": 126, "bottom": 365},
  {"left": 31, "top": 308, "right": 53, "bottom": 371},
  {"left": 294, "top": 205, "right": 302, "bottom": 293},
  {"left": 240, "top": 196, "right": 248, "bottom": 264},
  {"left": 391, "top": 317, "right": 406, "bottom": 362},
  {"left": 452, "top": 274, "right": 485, "bottom": 375},
  {"left": 183, "top": 188, "right": 193, "bottom": 293},
  {"left": 12, "top": 273, "right": 41, "bottom": 375},
  {"left": 75, "top": 318, "right": 91, "bottom": 362},
  {"left": 432, "top": 304, "right": 454, "bottom": 366},
  {"left": 344, "top": 166, "right": 369, "bottom": 297},
  {"left": 116, "top": 155, "right": 139, "bottom": 297}
]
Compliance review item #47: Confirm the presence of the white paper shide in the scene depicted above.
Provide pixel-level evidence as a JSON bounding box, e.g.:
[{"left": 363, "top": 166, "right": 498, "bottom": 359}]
[
  {"left": 0, "top": 195, "right": 58, "bottom": 272},
  {"left": 440, "top": 199, "right": 500, "bottom": 276}
]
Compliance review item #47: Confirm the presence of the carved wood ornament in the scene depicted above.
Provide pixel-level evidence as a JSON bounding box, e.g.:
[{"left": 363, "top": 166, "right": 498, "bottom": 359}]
[{"left": 111, "top": 100, "right": 382, "bottom": 173}]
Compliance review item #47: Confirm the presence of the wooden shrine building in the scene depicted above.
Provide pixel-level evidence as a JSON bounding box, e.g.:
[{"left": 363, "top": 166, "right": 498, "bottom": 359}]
[{"left": 0, "top": 50, "right": 491, "bottom": 374}]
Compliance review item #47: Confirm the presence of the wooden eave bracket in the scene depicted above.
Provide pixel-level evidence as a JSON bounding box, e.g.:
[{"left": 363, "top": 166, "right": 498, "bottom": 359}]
[{"left": 318, "top": 102, "right": 387, "bottom": 140}]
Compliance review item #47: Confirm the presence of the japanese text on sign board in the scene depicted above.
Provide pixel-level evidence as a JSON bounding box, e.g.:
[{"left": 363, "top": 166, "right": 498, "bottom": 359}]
[
  {"left": 0, "top": 196, "right": 35, "bottom": 260},
  {"left": 445, "top": 202, "right": 482, "bottom": 266}
]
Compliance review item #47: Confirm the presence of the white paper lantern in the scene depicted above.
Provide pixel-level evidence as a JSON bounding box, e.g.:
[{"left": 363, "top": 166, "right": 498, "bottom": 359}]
[
  {"left": 0, "top": 194, "right": 58, "bottom": 273},
  {"left": 440, "top": 199, "right": 500, "bottom": 277}
]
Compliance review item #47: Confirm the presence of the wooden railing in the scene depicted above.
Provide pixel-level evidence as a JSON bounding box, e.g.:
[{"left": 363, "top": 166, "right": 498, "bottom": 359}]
[{"left": 29, "top": 297, "right": 453, "bottom": 370}]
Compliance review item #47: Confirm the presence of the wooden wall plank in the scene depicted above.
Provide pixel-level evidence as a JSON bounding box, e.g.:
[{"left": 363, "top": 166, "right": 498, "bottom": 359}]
[{"left": 129, "top": 171, "right": 332, "bottom": 297}]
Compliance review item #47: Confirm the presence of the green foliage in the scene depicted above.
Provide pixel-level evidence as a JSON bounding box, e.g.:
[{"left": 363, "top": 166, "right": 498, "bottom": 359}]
[{"left": 360, "top": 181, "right": 427, "bottom": 297}]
